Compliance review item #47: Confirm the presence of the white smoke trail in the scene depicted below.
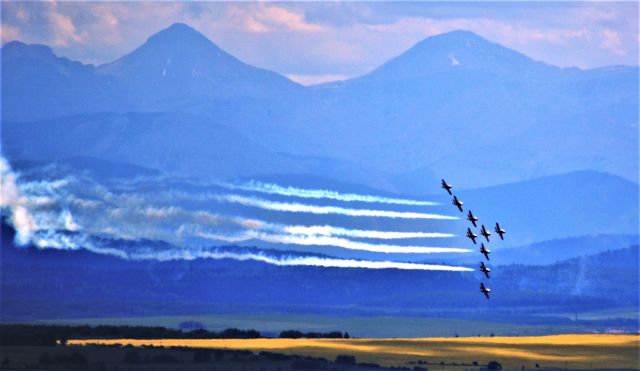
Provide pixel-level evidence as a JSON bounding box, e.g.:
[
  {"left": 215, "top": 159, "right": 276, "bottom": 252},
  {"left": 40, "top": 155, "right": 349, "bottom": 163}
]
[
  {"left": 196, "top": 230, "right": 469, "bottom": 254},
  {"left": 135, "top": 188, "right": 454, "bottom": 220},
  {"left": 221, "top": 180, "right": 437, "bottom": 206},
  {"left": 1, "top": 157, "right": 38, "bottom": 244},
  {"left": 26, "top": 229, "right": 472, "bottom": 271},
  {"left": 218, "top": 194, "right": 458, "bottom": 220},
  {"left": 0, "top": 156, "right": 472, "bottom": 271},
  {"left": 9, "top": 189, "right": 460, "bottom": 255},
  {"left": 280, "top": 225, "right": 454, "bottom": 239},
  {"left": 135, "top": 248, "right": 473, "bottom": 271}
]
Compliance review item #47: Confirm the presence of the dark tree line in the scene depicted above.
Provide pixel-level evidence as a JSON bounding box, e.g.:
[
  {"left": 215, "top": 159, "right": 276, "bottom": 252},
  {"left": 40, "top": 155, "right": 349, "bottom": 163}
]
[
  {"left": 279, "top": 330, "right": 349, "bottom": 339},
  {"left": 0, "top": 324, "right": 356, "bottom": 346},
  {"left": 0, "top": 324, "right": 261, "bottom": 346}
]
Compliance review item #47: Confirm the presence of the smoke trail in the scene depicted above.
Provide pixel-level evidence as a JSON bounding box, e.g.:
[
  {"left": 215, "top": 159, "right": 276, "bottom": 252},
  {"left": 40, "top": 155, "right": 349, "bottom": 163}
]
[
  {"left": 137, "top": 249, "right": 473, "bottom": 271},
  {"left": 218, "top": 194, "right": 457, "bottom": 220},
  {"left": 221, "top": 180, "right": 437, "bottom": 206},
  {"left": 6, "top": 185, "right": 461, "bottom": 256},
  {"left": 109, "top": 188, "right": 444, "bottom": 220},
  {"left": 1, "top": 157, "right": 39, "bottom": 244},
  {"left": 26, "top": 228, "right": 471, "bottom": 271},
  {"left": 280, "top": 225, "right": 454, "bottom": 239},
  {"left": 0, "top": 156, "right": 472, "bottom": 272},
  {"left": 195, "top": 230, "right": 469, "bottom": 254}
]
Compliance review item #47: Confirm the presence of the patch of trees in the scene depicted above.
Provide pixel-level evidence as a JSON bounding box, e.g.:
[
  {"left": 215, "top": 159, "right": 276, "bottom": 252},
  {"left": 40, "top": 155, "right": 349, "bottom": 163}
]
[
  {"left": 0, "top": 324, "right": 261, "bottom": 346},
  {"left": 279, "top": 330, "right": 350, "bottom": 338}
]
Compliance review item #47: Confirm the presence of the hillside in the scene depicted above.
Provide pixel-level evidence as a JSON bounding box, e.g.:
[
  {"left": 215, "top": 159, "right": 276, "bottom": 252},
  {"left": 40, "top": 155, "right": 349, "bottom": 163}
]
[
  {"left": 494, "top": 234, "right": 640, "bottom": 265},
  {"left": 448, "top": 170, "right": 639, "bottom": 247},
  {"left": 2, "top": 223, "right": 637, "bottom": 324},
  {"left": 1, "top": 112, "right": 304, "bottom": 180}
]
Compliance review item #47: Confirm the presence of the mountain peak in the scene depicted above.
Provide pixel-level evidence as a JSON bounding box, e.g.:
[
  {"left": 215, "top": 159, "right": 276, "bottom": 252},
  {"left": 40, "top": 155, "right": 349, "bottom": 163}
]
[
  {"left": 99, "top": 22, "right": 235, "bottom": 75},
  {"left": 147, "top": 23, "right": 211, "bottom": 46},
  {"left": 95, "top": 22, "right": 300, "bottom": 104},
  {"left": 363, "top": 29, "right": 548, "bottom": 80},
  {"left": 428, "top": 29, "right": 485, "bottom": 41},
  {"left": 166, "top": 22, "right": 198, "bottom": 32},
  {"left": 408, "top": 29, "right": 514, "bottom": 60},
  {"left": 407, "top": 30, "right": 496, "bottom": 58}
]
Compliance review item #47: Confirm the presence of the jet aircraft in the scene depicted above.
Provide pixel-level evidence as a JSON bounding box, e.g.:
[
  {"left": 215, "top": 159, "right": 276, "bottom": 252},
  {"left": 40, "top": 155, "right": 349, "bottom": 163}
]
[
  {"left": 452, "top": 196, "right": 464, "bottom": 212},
  {"left": 480, "top": 261, "right": 491, "bottom": 279},
  {"left": 441, "top": 179, "right": 453, "bottom": 195},
  {"left": 480, "top": 225, "right": 491, "bottom": 242},
  {"left": 495, "top": 222, "right": 506, "bottom": 240},
  {"left": 480, "top": 243, "right": 490, "bottom": 260},
  {"left": 466, "top": 228, "right": 477, "bottom": 244},
  {"left": 467, "top": 210, "right": 478, "bottom": 227},
  {"left": 480, "top": 283, "right": 491, "bottom": 299}
]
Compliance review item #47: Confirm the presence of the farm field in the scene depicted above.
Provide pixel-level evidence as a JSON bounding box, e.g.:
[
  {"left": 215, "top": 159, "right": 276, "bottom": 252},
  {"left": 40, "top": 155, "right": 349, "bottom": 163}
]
[{"left": 69, "top": 334, "right": 640, "bottom": 370}]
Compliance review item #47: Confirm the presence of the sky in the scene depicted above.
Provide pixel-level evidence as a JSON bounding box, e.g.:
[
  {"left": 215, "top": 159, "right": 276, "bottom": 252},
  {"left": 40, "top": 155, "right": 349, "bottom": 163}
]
[{"left": 1, "top": 1, "right": 639, "bottom": 85}]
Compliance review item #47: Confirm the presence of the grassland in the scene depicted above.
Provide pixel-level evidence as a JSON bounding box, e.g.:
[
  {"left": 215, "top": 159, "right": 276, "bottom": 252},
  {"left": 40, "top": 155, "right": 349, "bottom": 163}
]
[{"left": 69, "top": 334, "right": 640, "bottom": 370}]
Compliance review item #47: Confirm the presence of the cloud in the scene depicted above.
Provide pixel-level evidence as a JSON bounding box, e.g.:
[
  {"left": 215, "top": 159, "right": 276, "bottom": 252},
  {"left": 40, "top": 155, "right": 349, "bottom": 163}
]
[
  {"left": 1, "top": 24, "right": 22, "bottom": 43},
  {"left": 254, "top": 3, "right": 325, "bottom": 33},
  {"left": 224, "top": 5, "right": 270, "bottom": 34},
  {"left": 600, "top": 29, "right": 625, "bottom": 55},
  {"left": 221, "top": 3, "right": 325, "bottom": 34},
  {"left": 49, "top": 8, "right": 85, "bottom": 46}
]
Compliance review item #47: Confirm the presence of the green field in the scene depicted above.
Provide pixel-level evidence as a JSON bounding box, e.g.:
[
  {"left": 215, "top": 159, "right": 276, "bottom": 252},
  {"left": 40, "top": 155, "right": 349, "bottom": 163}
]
[{"left": 43, "top": 313, "right": 618, "bottom": 338}]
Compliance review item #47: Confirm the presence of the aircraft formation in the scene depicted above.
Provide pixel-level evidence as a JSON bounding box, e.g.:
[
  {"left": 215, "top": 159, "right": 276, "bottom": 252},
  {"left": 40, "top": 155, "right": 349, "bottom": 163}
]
[{"left": 442, "top": 179, "right": 506, "bottom": 299}]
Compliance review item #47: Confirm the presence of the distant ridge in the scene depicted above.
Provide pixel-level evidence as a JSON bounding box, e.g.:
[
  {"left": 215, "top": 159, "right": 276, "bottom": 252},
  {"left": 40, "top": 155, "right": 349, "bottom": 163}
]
[{"left": 453, "top": 170, "right": 639, "bottom": 246}]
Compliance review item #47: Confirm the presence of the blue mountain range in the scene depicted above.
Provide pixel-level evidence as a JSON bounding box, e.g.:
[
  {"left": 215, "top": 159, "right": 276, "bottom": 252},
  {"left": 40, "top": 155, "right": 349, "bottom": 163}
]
[{"left": 2, "top": 23, "right": 637, "bottom": 190}]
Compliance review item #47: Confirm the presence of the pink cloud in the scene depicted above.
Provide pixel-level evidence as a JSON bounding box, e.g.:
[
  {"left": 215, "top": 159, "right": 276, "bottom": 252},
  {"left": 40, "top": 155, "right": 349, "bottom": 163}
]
[
  {"left": 244, "top": 17, "right": 270, "bottom": 34},
  {"left": 49, "top": 10, "right": 84, "bottom": 46},
  {"left": 223, "top": 5, "right": 271, "bottom": 34},
  {"left": 255, "top": 4, "right": 325, "bottom": 33},
  {"left": 599, "top": 29, "right": 625, "bottom": 55},
  {"left": 1, "top": 24, "right": 22, "bottom": 43}
]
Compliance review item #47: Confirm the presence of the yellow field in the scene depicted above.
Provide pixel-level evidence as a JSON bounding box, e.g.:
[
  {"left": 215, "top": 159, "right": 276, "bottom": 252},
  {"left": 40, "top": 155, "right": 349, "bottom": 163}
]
[{"left": 70, "top": 334, "right": 640, "bottom": 369}]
